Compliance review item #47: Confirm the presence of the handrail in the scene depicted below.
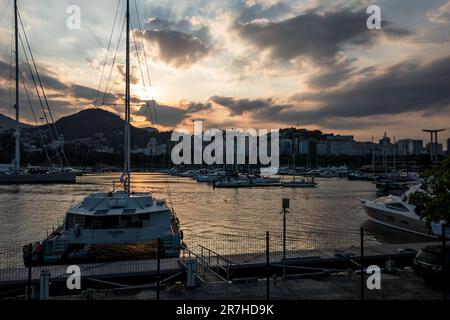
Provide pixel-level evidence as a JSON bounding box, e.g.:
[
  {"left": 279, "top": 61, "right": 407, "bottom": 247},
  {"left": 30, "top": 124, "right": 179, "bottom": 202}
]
[
  {"left": 197, "top": 245, "right": 236, "bottom": 266},
  {"left": 181, "top": 246, "right": 228, "bottom": 283}
]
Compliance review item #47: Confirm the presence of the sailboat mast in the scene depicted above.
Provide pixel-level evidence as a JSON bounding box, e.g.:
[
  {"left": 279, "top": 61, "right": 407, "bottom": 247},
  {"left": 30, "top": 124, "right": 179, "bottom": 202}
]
[
  {"left": 14, "top": 0, "right": 20, "bottom": 172},
  {"left": 123, "top": 0, "right": 131, "bottom": 194}
]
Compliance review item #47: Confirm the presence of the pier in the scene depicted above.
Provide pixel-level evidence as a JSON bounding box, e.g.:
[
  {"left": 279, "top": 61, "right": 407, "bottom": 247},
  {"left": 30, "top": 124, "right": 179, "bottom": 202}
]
[{"left": 0, "top": 239, "right": 440, "bottom": 299}]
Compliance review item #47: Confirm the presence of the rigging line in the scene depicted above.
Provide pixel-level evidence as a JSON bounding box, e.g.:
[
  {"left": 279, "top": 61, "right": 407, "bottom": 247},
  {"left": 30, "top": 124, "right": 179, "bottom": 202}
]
[
  {"left": 130, "top": 20, "right": 150, "bottom": 101},
  {"left": 18, "top": 30, "right": 64, "bottom": 168},
  {"left": 21, "top": 75, "right": 54, "bottom": 168},
  {"left": 95, "top": 0, "right": 121, "bottom": 108},
  {"left": 134, "top": 0, "right": 158, "bottom": 125},
  {"left": 9, "top": 28, "right": 13, "bottom": 112},
  {"left": 102, "top": 14, "right": 126, "bottom": 105},
  {"left": 18, "top": 11, "right": 69, "bottom": 168},
  {"left": 73, "top": 2, "right": 125, "bottom": 206},
  {"left": 134, "top": 1, "right": 174, "bottom": 213}
]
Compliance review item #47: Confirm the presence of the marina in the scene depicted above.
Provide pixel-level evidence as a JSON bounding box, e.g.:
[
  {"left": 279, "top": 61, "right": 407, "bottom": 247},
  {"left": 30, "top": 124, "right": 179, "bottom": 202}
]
[{"left": 0, "top": 0, "right": 449, "bottom": 306}]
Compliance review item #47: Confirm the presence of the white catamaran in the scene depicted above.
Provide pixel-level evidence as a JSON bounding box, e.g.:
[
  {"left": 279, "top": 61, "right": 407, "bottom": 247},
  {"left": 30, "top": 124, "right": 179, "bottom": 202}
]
[{"left": 24, "top": 0, "right": 182, "bottom": 265}]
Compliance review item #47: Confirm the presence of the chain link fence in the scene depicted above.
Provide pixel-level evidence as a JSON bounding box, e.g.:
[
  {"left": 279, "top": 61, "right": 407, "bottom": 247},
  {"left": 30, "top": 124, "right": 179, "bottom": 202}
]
[{"left": 0, "top": 228, "right": 447, "bottom": 300}]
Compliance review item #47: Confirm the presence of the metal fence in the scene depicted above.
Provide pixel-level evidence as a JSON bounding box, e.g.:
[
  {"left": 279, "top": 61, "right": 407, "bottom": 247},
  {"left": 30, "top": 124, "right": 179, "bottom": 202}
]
[{"left": 0, "top": 228, "right": 447, "bottom": 300}]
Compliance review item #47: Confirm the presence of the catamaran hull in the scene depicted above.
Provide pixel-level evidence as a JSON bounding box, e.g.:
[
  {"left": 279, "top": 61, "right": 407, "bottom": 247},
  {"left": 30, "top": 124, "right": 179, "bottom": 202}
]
[
  {"left": 24, "top": 235, "right": 182, "bottom": 266},
  {"left": 0, "top": 172, "right": 77, "bottom": 184}
]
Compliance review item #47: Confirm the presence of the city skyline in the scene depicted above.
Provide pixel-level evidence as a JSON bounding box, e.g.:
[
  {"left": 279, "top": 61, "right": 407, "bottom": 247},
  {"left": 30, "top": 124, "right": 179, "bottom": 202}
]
[{"left": 0, "top": 0, "right": 450, "bottom": 142}]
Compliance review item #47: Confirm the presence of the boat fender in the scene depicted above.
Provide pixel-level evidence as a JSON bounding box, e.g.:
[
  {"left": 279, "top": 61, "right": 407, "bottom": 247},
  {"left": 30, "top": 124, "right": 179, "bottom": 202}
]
[{"left": 180, "top": 230, "right": 184, "bottom": 240}]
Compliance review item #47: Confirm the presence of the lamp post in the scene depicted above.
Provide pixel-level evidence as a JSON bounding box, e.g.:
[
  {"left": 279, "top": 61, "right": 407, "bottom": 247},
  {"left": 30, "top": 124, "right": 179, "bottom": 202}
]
[{"left": 281, "top": 198, "right": 289, "bottom": 280}]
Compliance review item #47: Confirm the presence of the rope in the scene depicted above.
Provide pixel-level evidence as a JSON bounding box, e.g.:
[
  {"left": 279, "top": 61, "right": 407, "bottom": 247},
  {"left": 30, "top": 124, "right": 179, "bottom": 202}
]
[
  {"left": 18, "top": 32, "right": 63, "bottom": 168},
  {"left": 18, "top": 11, "right": 68, "bottom": 168},
  {"left": 94, "top": 0, "right": 121, "bottom": 108},
  {"left": 133, "top": 0, "right": 175, "bottom": 212},
  {"left": 102, "top": 15, "right": 126, "bottom": 105},
  {"left": 21, "top": 75, "right": 54, "bottom": 167}
]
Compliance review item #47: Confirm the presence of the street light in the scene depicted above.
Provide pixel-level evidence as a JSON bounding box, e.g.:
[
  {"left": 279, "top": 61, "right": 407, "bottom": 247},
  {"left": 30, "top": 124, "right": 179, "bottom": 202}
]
[{"left": 281, "top": 198, "right": 289, "bottom": 280}]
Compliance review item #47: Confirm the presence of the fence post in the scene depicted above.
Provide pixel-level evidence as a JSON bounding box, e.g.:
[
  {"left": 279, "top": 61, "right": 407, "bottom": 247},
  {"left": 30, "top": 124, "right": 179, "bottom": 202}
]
[
  {"left": 442, "top": 224, "right": 447, "bottom": 301},
  {"left": 360, "top": 227, "right": 365, "bottom": 301},
  {"left": 39, "top": 270, "right": 50, "bottom": 300},
  {"left": 27, "top": 243, "right": 32, "bottom": 301},
  {"left": 266, "top": 231, "right": 270, "bottom": 301},
  {"left": 157, "top": 238, "right": 161, "bottom": 301}
]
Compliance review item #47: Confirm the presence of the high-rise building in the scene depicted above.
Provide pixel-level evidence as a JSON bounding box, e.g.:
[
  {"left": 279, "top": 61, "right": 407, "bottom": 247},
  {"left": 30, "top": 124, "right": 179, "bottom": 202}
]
[
  {"left": 427, "top": 143, "right": 444, "bottom": 155},
  {"left": 397, "top": 139, "right": 424, "bottom": 156},
  {"left": 447, "top": 138, "right": 450, "bottom": 155}
]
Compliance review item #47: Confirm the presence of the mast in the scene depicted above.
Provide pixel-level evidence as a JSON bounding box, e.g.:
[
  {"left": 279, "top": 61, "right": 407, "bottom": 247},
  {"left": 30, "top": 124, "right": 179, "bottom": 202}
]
[
  {"left": 124, "top": 0, "right": 131, "bottom": 194},
  {"left": 14, "top": 0, "right": 20, "bottom": 172}
]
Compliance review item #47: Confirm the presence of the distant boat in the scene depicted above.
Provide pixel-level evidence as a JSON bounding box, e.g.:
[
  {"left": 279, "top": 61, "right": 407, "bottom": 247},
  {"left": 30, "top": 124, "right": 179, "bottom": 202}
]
[
  {"left": 0, "top": 0, "right": 75, "bottom": 185},
  {"left": 281, "top": 154, "right": 317, "bottom": 187},
  {"left": 214, "top": 174, "right": 281, "bottom": 188},
  {"left": 360, "top": 185, "right": 449, "bottom": 238},
  {"left": 282, "top": 177, "right": 317, "bottom": 188}
]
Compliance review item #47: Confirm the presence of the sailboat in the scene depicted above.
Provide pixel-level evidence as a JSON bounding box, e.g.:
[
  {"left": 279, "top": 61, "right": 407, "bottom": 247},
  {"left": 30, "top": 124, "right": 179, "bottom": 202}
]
[
  {"left": 282, "top": 153, "right": 317, "bottom": 188},
  {"left": 0, "top": 0, "right": 76, "bottom": 184},
  {"left": 23, "top": 0, "right": 182, "bottom": 265}
]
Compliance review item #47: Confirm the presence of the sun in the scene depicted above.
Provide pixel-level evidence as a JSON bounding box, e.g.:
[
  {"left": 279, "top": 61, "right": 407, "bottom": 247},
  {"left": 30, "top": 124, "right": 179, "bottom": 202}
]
[{"left": 133, "top": 84, "right": 159, "bottom": 102}]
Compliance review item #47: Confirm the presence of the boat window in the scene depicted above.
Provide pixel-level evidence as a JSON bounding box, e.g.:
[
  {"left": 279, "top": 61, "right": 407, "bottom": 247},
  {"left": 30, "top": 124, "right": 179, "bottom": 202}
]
[
  {"left": 385, "top": 203, "right": 409, "bottom": 212},
  {"left": 68, "top": 213, "right": 149, "bottom": 230}
]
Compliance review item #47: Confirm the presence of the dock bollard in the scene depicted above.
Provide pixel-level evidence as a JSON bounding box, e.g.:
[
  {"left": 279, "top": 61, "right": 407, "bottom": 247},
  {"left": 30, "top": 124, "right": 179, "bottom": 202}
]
[{"left": 39, "top": 270, "right": 50, "bottom": 300}]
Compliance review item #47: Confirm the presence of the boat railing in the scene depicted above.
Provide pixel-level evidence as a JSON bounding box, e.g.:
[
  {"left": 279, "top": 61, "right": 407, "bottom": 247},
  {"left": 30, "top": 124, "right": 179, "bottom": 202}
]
[{"left": 46, "top": 220, "right": 64, "bottom": 239}]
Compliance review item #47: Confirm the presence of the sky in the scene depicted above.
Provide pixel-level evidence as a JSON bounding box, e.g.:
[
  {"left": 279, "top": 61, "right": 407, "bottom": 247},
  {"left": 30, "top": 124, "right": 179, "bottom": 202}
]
[{"left": 0, "top": 0, "right": 450, "bottom": 144}]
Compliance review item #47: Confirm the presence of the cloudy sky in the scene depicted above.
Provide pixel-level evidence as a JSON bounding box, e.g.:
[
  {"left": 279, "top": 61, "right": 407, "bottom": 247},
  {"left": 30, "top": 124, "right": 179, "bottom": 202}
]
[{"left": 0, "top": 0, "right": 450, "bottom": 143}]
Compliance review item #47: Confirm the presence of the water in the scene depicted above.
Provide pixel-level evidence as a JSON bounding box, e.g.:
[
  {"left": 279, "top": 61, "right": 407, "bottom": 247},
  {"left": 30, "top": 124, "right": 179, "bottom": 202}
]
[{"left": 0, "top": 173, "right": 430, "bottom": 247}]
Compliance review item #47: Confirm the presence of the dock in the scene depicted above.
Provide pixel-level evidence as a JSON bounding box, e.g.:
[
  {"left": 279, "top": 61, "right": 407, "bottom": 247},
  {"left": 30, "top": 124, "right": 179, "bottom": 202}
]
[{"left": 0, "top": 240, "right": 439, "bottom": 298}]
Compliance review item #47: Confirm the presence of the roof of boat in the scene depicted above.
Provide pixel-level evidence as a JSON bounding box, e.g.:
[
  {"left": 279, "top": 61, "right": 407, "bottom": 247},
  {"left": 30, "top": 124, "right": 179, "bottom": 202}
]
[{"left": 67, "top": 191, "right": 170, "bottom": 216}]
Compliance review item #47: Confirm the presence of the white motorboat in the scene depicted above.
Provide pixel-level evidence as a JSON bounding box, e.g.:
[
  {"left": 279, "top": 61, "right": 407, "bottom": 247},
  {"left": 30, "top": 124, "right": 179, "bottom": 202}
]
[
  {"left": 197, "top": 170, "right": 226, "bottom": 183},
  {"left": 23, "top": 0, "right": 182, "bottom": 265},
  {"left": 282, "top": 177, "right": 317, "bottom": 188},
  {"left": 214, "top": 174, "right": 281, "bottom": 188},
  {"left": 360, "top": 185, "right": 449, "bottom": 238}
]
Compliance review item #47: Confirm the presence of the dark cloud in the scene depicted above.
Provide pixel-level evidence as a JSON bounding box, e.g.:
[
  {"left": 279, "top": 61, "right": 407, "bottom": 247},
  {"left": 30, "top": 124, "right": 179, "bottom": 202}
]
[
  {"left": 293, "top": 56, "right": 450, "bottom": 122},
  {"left": 233, "top": 9, "right": 411, "bottom": 65},
  {"left": 185, "top": 101, "right": 212, "bottom": 113},
  {"left": 308, "top": 56, "right": 357, "bottom": 88},
  {"left": 117, "top": 65, "right": 139, "bottom": 85},
  {"left": 143, "top": 30, "right": 210, "bottom": 68},
  {"left": 145, "top": 17, "right": 212, "bottom": 45},
  {"left": 141, "top": 17, "right": 212, "bottom": 68},
  {"left": 210, "top": 95, "right": 292, "bottom": 117},
  {"left": 70, "top": 84, "right": 118, "bottom": 104},
  {"left": 136, "top": 100, "right": 212, "bottom": 127},
  {"left": 0, "top": 61, "right": 120, "bottom": 123},
  {"left": 206, "top": 56, "right": 450, "bottom": 129},
  {"left": 137, "top": 103, "right": 187, "bottom": 127}
]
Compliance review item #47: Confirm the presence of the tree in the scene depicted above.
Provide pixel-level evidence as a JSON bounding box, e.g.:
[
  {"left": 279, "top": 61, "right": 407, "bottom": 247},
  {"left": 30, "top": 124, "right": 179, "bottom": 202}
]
[{"left": 408, "top": 157, "right": 450, "bottom": 222}]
